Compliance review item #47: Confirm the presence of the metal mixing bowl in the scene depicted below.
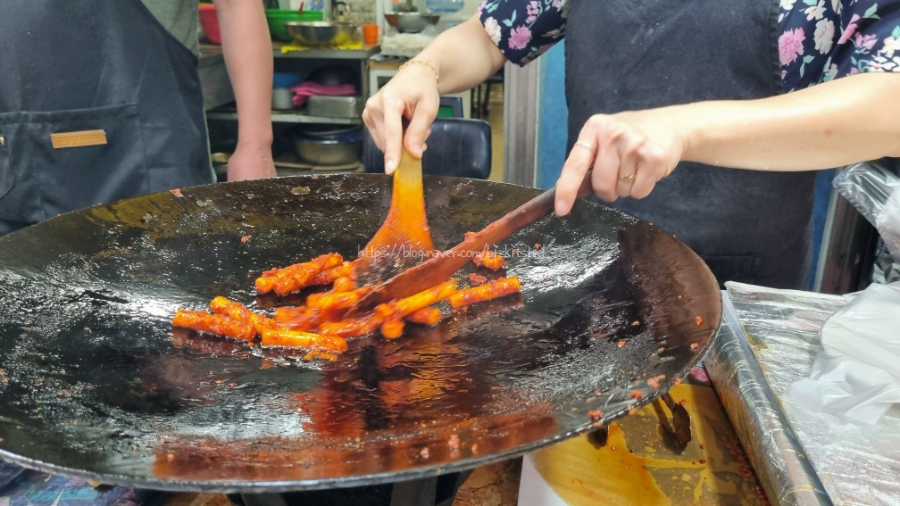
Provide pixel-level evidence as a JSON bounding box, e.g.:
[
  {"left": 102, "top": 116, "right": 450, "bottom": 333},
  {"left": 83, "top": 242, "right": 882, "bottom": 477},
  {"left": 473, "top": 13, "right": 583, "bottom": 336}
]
[
  {"left": 291, "top": 129, "right": 362, "bottom": 166},
  {"left": 285, "top": 21, "right": 360, "bottom": 47},
  {"left": 384, "top": 13, "right": 440, "bottom": 33},
  {"left": 292, "top": 138, "right": 362, "bottom": 166}
]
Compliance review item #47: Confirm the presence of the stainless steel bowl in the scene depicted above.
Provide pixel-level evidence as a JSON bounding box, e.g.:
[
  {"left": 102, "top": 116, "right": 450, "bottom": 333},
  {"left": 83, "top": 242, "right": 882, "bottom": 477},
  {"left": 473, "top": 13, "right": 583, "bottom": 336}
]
[
  {"left": 384, "top": 13, "right": 440, "bottom": 33},
  {"left": 284, "top": 21, "right": 360, "bottom": 47},
  {"left": 292, "top": 136, "right": 362, "bottom": 166}
]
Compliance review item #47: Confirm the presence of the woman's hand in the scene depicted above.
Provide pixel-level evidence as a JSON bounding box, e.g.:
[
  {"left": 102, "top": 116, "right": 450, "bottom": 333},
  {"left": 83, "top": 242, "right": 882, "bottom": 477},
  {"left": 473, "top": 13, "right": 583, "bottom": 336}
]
[
  {"left": 362, "top": 16, "right": 507, "bottom": 174},
  {"left": 363, "top": 63, "right": 440, "bottom": 174},
  {"left": 556, "top": 73, "right": 900, "bottom": 216},
  {"left": 554, "top": 109, "right": 687, "bottom": 215}
]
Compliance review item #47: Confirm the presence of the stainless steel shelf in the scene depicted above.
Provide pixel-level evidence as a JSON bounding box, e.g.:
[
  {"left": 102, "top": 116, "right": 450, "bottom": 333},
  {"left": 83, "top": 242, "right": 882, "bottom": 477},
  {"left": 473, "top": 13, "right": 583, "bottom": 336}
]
[
  {"left": 206, "top": 108, "right": 362, "bottom": 125},
  {"left": 199, "top": 42, "right": 379, "bottom": 60},
  {"left": 272, "top": 42, "right": 380, "bottom": 60}
]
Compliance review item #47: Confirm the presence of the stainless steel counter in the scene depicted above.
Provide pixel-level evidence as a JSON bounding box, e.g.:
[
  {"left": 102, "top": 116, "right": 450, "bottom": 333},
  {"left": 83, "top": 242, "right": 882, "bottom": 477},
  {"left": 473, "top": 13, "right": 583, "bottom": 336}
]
[{"left": 708, "top": 282, "right": 900, "bottom": 506}]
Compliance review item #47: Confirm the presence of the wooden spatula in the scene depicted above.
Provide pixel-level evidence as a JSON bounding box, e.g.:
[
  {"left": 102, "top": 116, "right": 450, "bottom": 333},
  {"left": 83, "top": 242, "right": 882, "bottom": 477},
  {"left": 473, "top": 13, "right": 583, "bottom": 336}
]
[
  {"left": 353, "top": 148, "right": 436, "bottom": 286},
  {"left": 347, "top": 170, "right": 594, "bottom": 316}
]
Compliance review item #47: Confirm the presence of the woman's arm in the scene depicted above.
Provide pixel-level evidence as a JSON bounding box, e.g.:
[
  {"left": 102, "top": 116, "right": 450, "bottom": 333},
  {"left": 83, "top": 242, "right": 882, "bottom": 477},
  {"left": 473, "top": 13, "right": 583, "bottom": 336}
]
[
  {"left": 363, "top": 16, "right": 507, "bottom": 172},
  {"left": 419, "top": 15, "right": 509, "bottom": 96},
  {"left": 684, "top": 72, "right": 900, "bottom": 169},
  {"left": 213, "top": 0, "right": 276, "bottom": 181},
  {"left": 555, "top": 72, "right": 900, "bottom": 215}
]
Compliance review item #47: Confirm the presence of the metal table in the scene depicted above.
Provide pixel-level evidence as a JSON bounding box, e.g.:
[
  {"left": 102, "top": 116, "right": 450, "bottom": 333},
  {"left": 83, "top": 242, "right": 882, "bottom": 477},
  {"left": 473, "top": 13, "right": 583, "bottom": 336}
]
[{"left": 707, "top": 283, "right": 900, "bottom": 506}]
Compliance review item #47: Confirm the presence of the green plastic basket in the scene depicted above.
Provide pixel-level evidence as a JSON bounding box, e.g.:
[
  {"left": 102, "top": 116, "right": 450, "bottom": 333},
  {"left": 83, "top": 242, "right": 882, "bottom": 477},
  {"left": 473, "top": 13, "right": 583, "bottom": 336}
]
[{"left": 266, "top": 9, "right": 324, "bottom": 42}]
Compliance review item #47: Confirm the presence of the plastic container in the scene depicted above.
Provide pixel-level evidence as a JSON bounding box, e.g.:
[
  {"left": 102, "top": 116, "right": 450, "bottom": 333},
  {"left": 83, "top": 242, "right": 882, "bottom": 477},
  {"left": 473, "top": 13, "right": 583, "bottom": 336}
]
[
  {"left": 294, "top": 125, "right": 362, "bottom": 141},
  {"left": 272, "top": 88, "right": 295, "bottom": 110},
  {"left": 198, "top": 4, "right": 221, "bottom": 45},
  {"left": 273, "top": 72, "right": 307, "bottom": 89},
  {"left": 266, "top": 9, "right": 324, "bottom": 42}
]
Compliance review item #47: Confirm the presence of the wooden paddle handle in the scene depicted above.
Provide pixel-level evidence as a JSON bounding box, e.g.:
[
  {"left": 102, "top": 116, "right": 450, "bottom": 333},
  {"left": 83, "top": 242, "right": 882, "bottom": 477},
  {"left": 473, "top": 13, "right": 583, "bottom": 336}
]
[{"left": 460, "top": 167, "right": 594, "bottom": 251}]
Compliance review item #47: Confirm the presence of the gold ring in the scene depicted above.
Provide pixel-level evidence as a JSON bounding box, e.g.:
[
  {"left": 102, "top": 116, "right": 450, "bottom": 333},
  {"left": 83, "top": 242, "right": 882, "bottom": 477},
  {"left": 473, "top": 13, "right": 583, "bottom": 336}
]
[
  {"left": 619, "top": 173, "right": 636, "bottom": 182},
  {"left": 574, "top": 141, "right": 594, "bottom": 152}
]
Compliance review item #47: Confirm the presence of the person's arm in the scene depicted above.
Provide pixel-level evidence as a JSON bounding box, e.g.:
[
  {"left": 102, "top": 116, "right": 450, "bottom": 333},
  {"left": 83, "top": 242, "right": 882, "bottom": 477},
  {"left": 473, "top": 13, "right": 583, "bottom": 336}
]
[
  {"left": 684, "top": 73, "right": 900, "bottom": 169},
  {"left": 213, "top": 0, "right": 276, "bottom": 181},
  {"left": 555, "top": 72, "right": 900, "bottom": 215},
  {"left": 363, "top": 16, "right": 506, "bottom": 172},
  {"left": 418, "top": 15, "right": 508, "bottom": 95}
]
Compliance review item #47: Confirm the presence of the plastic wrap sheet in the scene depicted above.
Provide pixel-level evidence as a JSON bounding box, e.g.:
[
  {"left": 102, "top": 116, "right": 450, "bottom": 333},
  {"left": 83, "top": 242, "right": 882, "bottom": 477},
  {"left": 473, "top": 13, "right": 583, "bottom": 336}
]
[
  {"left": 712, "top": 282, "right": 900, "bottom": 506},
  {"left": 873, "top": 240, "right": 900, "bottom": 285},
  {"left": 833, "top": 160, "right": 900, "bottom": 262},
  {"left": 707, "top": 291, "right": 833, "bottom": 506}
]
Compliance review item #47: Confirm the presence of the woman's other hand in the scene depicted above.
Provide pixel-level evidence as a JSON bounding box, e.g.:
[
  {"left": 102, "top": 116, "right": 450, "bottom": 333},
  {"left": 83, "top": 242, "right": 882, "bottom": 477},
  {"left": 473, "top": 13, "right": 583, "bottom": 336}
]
[
  {"left": 556, "top": 73, "right": 900, "bottom": 216},
  {"left": 362, "top": 16, "right": 508, "bottom": 174},
  {"left": 555, "top": 110, "right": 687, "bottom": 216}
]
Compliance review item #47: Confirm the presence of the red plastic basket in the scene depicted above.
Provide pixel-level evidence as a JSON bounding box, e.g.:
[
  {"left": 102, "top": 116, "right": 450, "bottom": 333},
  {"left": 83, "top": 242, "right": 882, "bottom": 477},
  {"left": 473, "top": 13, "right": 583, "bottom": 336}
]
[{"left": 198, "top": 4, "right": 221, "bottom": 45}]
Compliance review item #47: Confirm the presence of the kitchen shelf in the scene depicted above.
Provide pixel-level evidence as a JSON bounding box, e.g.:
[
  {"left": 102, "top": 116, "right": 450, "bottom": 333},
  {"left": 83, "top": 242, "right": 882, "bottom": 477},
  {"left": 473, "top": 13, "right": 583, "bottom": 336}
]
[
  {"left": 273, "top": 152, "right": 364, "bottom": 175},
  {"left": 200, "top": 42, "right": 374, "bottom": 126},
  {"left": 199, "top": 43, "right": 380, "bottom": 61},
  {"left": 213, "top": 152, "right": 365, "bottom": 179},
  {"left": 207, "top": 107, "right": 362, "bottom": 125},
  {"left": 272, "top": 42, "right": 380, "bottom": 60}
]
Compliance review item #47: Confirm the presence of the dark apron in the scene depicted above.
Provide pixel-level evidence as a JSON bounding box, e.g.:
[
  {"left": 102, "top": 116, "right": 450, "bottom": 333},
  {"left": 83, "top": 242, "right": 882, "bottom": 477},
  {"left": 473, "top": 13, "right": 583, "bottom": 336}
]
[
  {"left": 0, "top": 0, "right": 213, "bottom": 236},
  {"left": 565, "top": 0, "right": 817, "bottom": 289}
]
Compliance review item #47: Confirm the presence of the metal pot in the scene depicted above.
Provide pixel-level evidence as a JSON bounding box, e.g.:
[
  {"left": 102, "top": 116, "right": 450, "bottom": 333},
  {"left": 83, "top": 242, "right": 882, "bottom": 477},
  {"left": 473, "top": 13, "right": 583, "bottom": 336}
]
[
  {"left": 291, "top": 128, "right": 362, "bottom": 166},
  {"left": 384, "top": 13, "right": 440, "bottom": 33},
  {"left": 285, "top": 21, "right": 359, "bottom": 47},
  {"left": 332, "top": 1, "right": 352, "bottom": 23}
]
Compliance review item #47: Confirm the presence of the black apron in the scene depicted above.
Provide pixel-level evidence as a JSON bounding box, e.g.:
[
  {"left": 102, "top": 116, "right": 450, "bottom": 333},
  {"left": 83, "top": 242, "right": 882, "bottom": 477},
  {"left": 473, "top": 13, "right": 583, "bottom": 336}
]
[
  {"left": 0, "top": 0, "right": 213, "bottom": 236},
  {"left": 566, "top": 0, "right": 817, "bottom": 289}
]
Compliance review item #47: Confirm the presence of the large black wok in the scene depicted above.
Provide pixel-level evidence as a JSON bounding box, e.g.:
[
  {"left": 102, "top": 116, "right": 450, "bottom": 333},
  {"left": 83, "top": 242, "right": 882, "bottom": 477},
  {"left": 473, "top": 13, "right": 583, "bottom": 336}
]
[{"left": 0, "top": 174, "right": 721, "bottom": 492}]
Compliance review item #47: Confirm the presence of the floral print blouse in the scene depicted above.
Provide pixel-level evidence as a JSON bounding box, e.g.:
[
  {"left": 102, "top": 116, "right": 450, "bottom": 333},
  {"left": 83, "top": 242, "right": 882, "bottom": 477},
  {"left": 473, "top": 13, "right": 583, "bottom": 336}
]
[{"left": 477, "top": 0, "right": 900, "bottom": 92}]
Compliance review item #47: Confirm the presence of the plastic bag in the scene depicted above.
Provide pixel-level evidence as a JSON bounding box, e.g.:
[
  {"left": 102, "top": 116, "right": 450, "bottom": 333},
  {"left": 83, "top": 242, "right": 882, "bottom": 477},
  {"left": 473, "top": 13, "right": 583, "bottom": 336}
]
[
  {"left": 881, "top": 189, "right": 900, "bottom": 262},
  {"left": 788, "top": 281, "right": 900, "bottom": 426},
  {"left": 832, "top": 160, "right": 900, "bottom": 262}
]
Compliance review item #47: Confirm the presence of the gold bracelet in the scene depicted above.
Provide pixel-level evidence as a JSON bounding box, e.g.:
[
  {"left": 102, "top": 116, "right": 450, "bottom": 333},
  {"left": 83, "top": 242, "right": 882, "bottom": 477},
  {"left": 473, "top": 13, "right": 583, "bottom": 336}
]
[{"left": 398, "top": 60, "right": 440, "bottom": 81}]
